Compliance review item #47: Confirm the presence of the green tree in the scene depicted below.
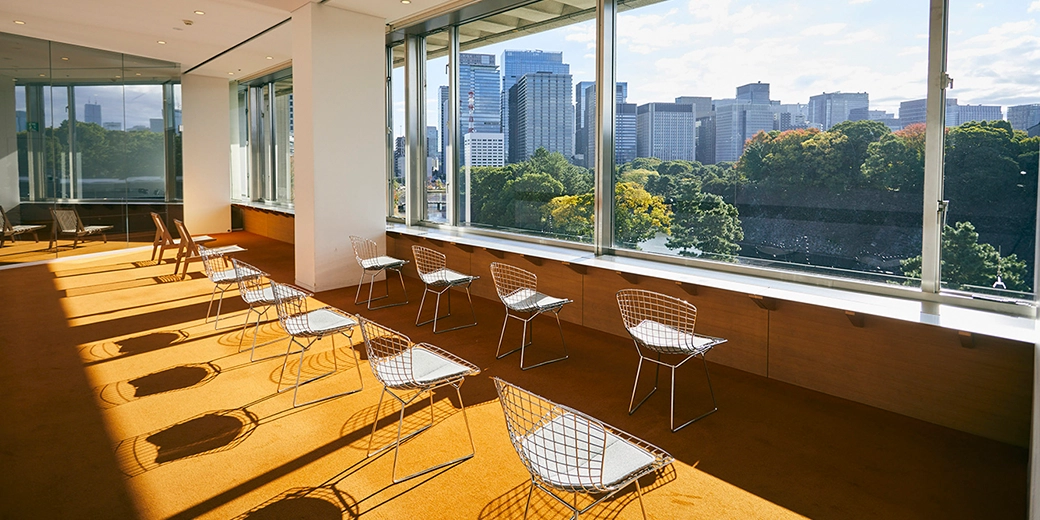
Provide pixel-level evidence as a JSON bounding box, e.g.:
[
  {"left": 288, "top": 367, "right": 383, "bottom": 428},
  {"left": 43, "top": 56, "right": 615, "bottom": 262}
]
[
  {"left": 516, "top": 148, "right": 591, "bottom": 195},
  {"left": 666, "top": 191, "right": 743, "bottom": 257},
  {"left": 901, "top": 221, "right": 1029, "bottom": 291},
  {"left": 547, "top": 182, "right": 671, "bottom": 246},
  {"left": 618, "top": 156, "right": 662, "bottom": 173},
  {"left": 502, "top": 172, "right": 565, "bottom": 231},
  {"left": 861, "top": 132, "right": 924, "bottom": 191}
]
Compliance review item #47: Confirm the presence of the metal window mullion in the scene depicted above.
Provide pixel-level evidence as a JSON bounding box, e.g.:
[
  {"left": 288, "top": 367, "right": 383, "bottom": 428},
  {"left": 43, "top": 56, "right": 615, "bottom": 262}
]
[
  {"left": 405, "top": 35, "right": 426, "bottom": 226},
  {"left": 920, "top": 0, "right": 949, "bottom": 295},
  {"left": 386, "top": 47, "right": 395, "bottom": 218},
  {"left": 593, "top": 0, "right": 617, "bottom": 255},
  {"left": 447, "top": 26, "right": 460, "bottom": 226}
]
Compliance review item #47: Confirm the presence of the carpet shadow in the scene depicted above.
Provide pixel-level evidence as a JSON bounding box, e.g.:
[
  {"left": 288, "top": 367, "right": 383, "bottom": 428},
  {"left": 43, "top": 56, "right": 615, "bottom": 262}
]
[
  {"left": 115, "top": 408, "right": 259, "bottom": 477},
  {"left": 95, "top": 362, "right": 221, "bottom": 409},
  {"left": 236, "top": 486, "right": 359, "bottom": 520}
]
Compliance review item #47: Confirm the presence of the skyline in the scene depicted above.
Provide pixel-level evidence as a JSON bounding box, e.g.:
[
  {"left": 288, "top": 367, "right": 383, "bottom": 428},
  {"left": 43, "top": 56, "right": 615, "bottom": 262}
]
[
  {"left": 399, "top": 0, "right": 1039, "bottom": 138},
  {"left": 13, "top": 84, "right": 179, "bottom": 130}
]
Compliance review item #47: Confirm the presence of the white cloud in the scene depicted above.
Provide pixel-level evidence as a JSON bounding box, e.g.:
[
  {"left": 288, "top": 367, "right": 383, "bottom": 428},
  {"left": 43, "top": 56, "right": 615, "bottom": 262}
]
[
  {"left": 1030, "top": 1, "right": 1040, "bottom": 13},
  {"left": 800, "top": 23, "right": 847, "bottom": 36},
  {"left": 848, "top": 0, "right": 872, "bottom": 4},
  {"left": 617, "top": 12, "right": 696, "bottom": 55},
  {"left": 897, "top": 46, "right": 926, "bottom": 56}
]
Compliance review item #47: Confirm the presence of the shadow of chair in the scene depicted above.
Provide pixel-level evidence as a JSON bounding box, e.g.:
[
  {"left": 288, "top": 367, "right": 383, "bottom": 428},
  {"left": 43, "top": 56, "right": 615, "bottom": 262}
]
[
  {"left": 48, "top": 207, "right": 113, "bottom": 250},
  {"left": 0, "top": 205, "right": 45, "bottom": 248}
]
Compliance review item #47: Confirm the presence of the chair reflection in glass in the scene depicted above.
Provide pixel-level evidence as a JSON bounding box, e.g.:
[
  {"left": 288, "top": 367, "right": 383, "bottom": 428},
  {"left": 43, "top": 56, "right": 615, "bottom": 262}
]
[
  {"left": 48, "top": 207, "right": 112, "bottom": 250},
  {"left": 0, "top": 205, "right": 45, "bottom": 248}
]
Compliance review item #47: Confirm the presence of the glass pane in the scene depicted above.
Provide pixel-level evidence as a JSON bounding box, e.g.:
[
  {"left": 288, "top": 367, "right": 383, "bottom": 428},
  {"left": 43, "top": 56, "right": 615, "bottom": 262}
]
[
  {"left": 941, "top": 1, "right": 1038, "bottom": 298},
  {"left": 231, "top": 84, "right": 249, "bottom": 201},
  {"left": 426, "top": 30, "right": 449, "bottom": 223},
  {"left": 457, "top": 0, "right": 596, "bottom": 242},
  {"left": 613, "top": 0, "right": 926, "bottom": 287},
  {"left": 390, "top": 44, "right": 405, "bottom": 218},
  {"left": 273, "top": 76, "right": 293, "bottom": 205}
]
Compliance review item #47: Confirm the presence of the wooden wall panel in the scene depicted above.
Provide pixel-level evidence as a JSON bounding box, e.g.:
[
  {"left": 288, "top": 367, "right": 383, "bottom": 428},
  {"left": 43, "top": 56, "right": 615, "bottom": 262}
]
[
  {"left": 384, "top": 230, "right": 1032, "bottom": 446},
  {"left": 580, "top": 267, "right": 769, "bottom": 376},
  {"left": 768, "top": 301, "right": 1032, "bottom": 446},
  {"left": 239, "top": 207, "right": 294, "bottom": 244}
]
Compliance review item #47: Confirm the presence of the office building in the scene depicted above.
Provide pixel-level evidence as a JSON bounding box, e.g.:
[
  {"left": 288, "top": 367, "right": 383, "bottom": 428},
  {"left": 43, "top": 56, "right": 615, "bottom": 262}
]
[
  {"left": 956, "top": 104, "right": 1003, "bottom": 125},
  {"left": 459, "top": 53, "right": 501, "bottom": 136},
  {"left": 736, "top": 82, "right": 770, "bottom": 104},
  {"left": 463, "top": 132, "right": 505, "bottom": 167},
  {"left": 500, "top": 50, "right": 569, "bottom": 158},
  {"left": 675, "top": 96, "right": 713, "bottom": 118},
  {"left": 573, "top": 80, "right": 595, "bottom": 165},
  {"left": 636, "top": 102, "right": 696, "bottom": 162},
  {"left": 579, "top": 82, "right": 632, "bottom": 167},
  {"left": 899, "top": 98, "right": 958, "bottom": 127},
  {"left": 808, "top": 91, "right": 869, "bottom": 130},
  {"left": 507, "top": 71, "right": 574, "bottom": 162},
  {"left": 774, "top": 103, "right": 810, "bottom": 131},
  {"left": 1009, "top": 104, "right": 1040, "bottom": 131},
  {"left": 83, "top": 102, "right": 101, "bottom": 125},
  {"left": 15, "top": 110, "right": 26, "bottom": 132}
]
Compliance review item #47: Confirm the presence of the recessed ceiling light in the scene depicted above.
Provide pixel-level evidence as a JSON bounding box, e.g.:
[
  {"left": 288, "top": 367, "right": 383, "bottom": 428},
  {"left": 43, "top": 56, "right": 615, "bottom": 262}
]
[
  {"left": 157, "top": 40, "right": 166, "bottom": 45},
  {"left": 61, "top": 57, "right": 69, "bottom": 61},
  {"left": 228, "top": 72, "right": 234, "bottom": 75},
  {"left": 14, "top": 20, "right": 26, "bottom": 25},
  {"left": 38, "top": 73, "right": 45, "bottom": 77},
  {"left": 401, "top": 0, "right": 410, "bottom": 4},
  {"left": 135, "top": 72, "right": 141, "bottom": 76},
  {"left": 266, "top": 56, "right": 273, "bottom": 60},
  {"left": 194, "top": 10, "right": 205, "bottom": 15}
]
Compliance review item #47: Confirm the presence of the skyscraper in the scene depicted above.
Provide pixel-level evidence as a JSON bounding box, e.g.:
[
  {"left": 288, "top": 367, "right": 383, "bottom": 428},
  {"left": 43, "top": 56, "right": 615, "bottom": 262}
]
[
  {"left": 501, "top": 50, "right": 569, "bottom": 158},
  {"left": 675, "top": 96, "right": 713, "bottom": 118},
  {"left": 1008, "top": 104, "right": 1040, "bottom": 131},
  {"left": 956, "top": 104, "right": 1003, "bottom": 125},
  {"left": 84, "top": 102, "right": 102, "bottom": 125},
  {"left": 574, "top": 81, "right": 595, "bottom": 165},
  {"left": 15, "top": 110, "right": 27, "bottom": 132},
  {"left": 736, "top": 82, "right": 770, "bottom": 104},
  {"left": 808, "top": 92, "right": 868, "bottom": 130},
  {"left": 458, "top": 53, "right": 503, "bottom": 167},
  {"left": 438, "top": 85, "right": 450, "bottom": 171},
  {"left": 508, "top": 71, "right": 574, "bottom": 162},
  {"left": 580, "top": 82, "right": 633, "bottom": 167},
  {"left": 636, "top": 102, "right": 696, "bottom": 162},
  {"left": 712, "top": 99, "right": 773, "bottom": 163}
]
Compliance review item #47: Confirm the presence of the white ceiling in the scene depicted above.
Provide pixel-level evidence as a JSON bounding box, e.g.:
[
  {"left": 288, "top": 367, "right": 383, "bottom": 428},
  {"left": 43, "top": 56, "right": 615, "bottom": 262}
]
[{"left": 0, "top": 0, "right": 468, "bottom": 80}]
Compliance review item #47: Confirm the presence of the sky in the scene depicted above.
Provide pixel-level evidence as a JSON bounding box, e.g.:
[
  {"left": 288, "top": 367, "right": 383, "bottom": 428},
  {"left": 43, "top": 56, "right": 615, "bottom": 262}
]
[{"left": 396, "top": 0, "right": 1040, "bottom": 138}]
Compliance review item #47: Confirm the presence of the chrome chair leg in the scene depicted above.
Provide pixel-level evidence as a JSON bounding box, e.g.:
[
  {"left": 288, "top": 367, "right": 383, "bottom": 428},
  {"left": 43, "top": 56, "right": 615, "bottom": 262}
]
[
  {"left": 278, "top": 333, "right": 362, "bottom": 407},
  {"left": 629, "top": 351, "right": 662, "bottom": 415}
]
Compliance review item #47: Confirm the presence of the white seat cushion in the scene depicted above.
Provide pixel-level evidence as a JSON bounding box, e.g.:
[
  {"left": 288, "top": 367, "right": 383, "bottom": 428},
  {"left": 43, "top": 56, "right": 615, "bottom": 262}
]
[
  {"left": 361, "top": 256, "right": 406, "bottom": 270},
  {"left": 501, "top": 288, "right": 569, "bottom": 312},
  {"left": 520, "top": 414, "right": 655, "bottom": 490},
  {"left": 210, "top": 268, "right": 238, "bottom": 284},
  {"left": 243, "top": 285, "right": 275, "bottom": 305},
  {"left": 374, "top": 346, "right": 471, "bottom": 388},
  {"left": 286, "top": 308, "right": 357, "bottom": 336},
  {"left": 420, "top": 268, "right": 474, "bottom": 286},
  {"left": 629, "top": 319, "right": 716, "bottom": 354}
]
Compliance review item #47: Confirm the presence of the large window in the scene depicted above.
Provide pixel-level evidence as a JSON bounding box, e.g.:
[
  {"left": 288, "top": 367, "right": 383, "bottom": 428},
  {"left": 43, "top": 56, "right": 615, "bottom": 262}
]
[
  {"left": 425, "top": 30, "right": 449, "bottom": 223},
  {"left": 233, "top": 69, "right": 294, "bottom": 207},
  {"left": 452, "top": 0, "right": 596, "bottom": 242},
  {"left": 387, "top": 0, "right": 1040, "bottom": 307},
  {"left": 388, "top": 43, "right": 405, "bottom": 219},
  {"left": 937, "top": 0, "right": 1039, "bottom": 298}
]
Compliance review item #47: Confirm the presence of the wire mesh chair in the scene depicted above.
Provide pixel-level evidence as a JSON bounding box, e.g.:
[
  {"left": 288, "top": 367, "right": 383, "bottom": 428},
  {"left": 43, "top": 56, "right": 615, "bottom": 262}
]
[
  {"left": 270, "top": 281, "right": 364, "bottom": 408},
  {"left": 358, "top": 317, "right": 480, "bottom": 483},
  {"left": 616, "top": 288, "right": 728, "bottom": 432},
  {"left": 490, "top": 262, "right": 571, "bottom": 370},
  {"left": 231, "top": 258, "right": 289, "bottom": 362},
  {"left": 349, "top": 235, "right": 409, "bottom": 310},
  {"left": 492, "top": 377, "right": 674, "bottom": 520},
  {"left": 0, "top": 205, "right": 45, "bottom": 248},
  {"left": 411, "top": 245, "right": 479, "bottom": 333},
  {"left": 197, "top": 244, "right": 254, "bottom": 329},
  {"left": 48, "top": 208, "right": 112, "bottom": 249}
]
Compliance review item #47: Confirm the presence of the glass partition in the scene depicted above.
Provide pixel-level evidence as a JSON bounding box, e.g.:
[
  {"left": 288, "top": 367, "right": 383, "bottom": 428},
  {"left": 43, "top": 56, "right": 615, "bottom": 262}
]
[{"left": 2, "top": 31, "right": 180, "bottom": 266}]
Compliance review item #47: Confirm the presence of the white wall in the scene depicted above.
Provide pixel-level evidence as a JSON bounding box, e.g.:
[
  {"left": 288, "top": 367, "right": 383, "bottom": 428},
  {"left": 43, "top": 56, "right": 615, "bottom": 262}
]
[
  {"left": 292, "top": 3, "right": 386, "bottom": 291},
  {"left": 181, "top": 74, "right": 232, "bottom": 234},
  {"left": 0, "top": 76, "right": 19, "bottom": 213}
]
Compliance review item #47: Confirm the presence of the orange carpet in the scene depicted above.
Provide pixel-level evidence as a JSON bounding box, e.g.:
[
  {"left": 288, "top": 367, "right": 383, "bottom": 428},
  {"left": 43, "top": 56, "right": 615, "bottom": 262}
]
[{"left": 0, "top": 232, "right": 1027, "bottom": 519}]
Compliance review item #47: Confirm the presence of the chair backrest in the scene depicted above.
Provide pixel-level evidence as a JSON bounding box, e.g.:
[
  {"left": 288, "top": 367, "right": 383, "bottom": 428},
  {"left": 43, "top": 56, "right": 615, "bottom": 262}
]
[
  {"left": 490, "top": 262, "right": 537, "bottom": 301},
  {"left": 270, "top": 281, "right": 313, "bottom": 334},
  {"left": 151, "top": 212, "right": 174, "bottom": 245},
  {"left": 196, "top": 245, "right": 231, "bottom": 281},
  {"left": 51, "top": 208, "right": 82, "bottom": 234},
  {"left": 357, "top": 317, "right": 417, "bottom": 387},
  {"left": 616, "top": 288, "right": 697, "bottom": 334},
  {"left": 172, "top": 219, "right": 200, "bottom": 257},
  {"left": 492, "top": 377, "right": 608, "bottom": 492},
  {"left": 411, "top": 245, "right": 446, "bottom": 277},
  {"left": 232, "top": 258, "right": 268, "bottom": 303},
  {"left": 349, "top": 235, "right": 379, "bottom": 265}
]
